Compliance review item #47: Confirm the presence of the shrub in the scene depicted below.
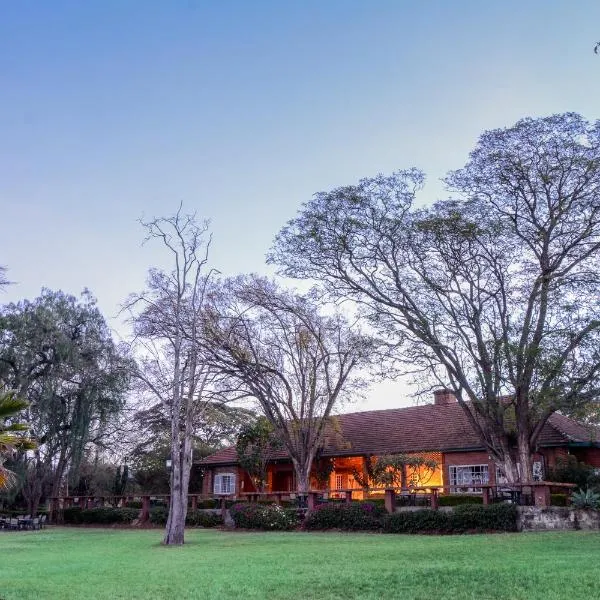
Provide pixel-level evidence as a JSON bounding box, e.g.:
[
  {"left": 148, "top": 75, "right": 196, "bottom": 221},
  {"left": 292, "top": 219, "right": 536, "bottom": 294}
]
[
  {"left": 148, "top": 508, "right": 224, "bottom": 527},
  {"left": 439, "top": 495, "right": 482, "bottom": 507},
  {"left": 303, "top": 502, "right": 385, "bottom": 531},
  {"left": 571, "top": 488, "right": 600, "bottom": 510},
  {"left": 125, "top": 501, "right": 143, "bottom": 509},
  {"left": 229, "top": 503, "right": 299, "bottom": 530},
  {"left": 186, "top": 510, "right": 224, "bottom": 528},
  {"left": 550, "top": 493, "right": 568, "bottom": 507},
  {"left": 62, "top": 507, "right": 139, "bottom": 525},
  {"left": 149, "top": 507, "right": 168, "bottom": 525},
  {"left": 382, "top": 504, "right": 518, "bottom": 534},
  {"left": 383, "top": 509, "right": 450, "bottom": 534},
  {"left": 450, "top": 504, "right": 518, "bottom": 532}
]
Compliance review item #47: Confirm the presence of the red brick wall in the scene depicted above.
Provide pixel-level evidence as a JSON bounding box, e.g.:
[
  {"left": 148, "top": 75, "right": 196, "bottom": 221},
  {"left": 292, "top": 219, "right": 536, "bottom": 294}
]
[{"left": 443, "top": 451, "right": 497, "bottom": 485}]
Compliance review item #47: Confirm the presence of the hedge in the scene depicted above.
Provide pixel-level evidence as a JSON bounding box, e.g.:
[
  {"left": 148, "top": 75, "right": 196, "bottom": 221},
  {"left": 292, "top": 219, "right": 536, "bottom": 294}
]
[
  {"left": 62, "top": 507, "right": 139, "bottom": 525},
  {"left": 149, "top": 508, "right": 223, "bottom": 528},
  {"left": 230, "top": 503, "right": 300, "bottom": 530},
  {"left": 303, "top": 502, "right": 386, "bottom": 531},
  {"left": 438, "top": 495, "right": 483, "bottom": 507},
  {"left": 383, "top": 504, "right": 518, "bottom": 534}
]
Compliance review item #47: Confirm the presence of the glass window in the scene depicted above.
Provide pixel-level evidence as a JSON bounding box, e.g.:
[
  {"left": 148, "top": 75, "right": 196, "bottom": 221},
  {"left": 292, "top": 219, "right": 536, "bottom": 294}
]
[{"left": 449, "top": 464, "right": 489, "bottom": 493}]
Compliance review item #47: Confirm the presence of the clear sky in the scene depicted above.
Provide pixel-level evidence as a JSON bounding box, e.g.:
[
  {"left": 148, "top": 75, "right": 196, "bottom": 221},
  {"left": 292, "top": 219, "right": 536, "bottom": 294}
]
[{"left": 1, "top": 1, "right": 600, "bottom": 411}]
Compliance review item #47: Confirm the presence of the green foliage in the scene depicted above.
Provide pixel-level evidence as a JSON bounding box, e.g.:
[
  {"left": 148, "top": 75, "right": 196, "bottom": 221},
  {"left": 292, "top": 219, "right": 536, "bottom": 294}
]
[
  {"left": 383, "top": 504, "right": 518, "bottom": 534},
  {"left": 439, "top": 495, "right": 483, "bottom": 507},
  {"left": 149, "top": 508, "right": 223, "bottom": 527},
  {"left": 0, "top": 289, "right": 132, "bottom": 504},
  {"left": 571, "top": 488, "right": 600, "bottom": 510},
  {"left": 229, "top": 502, "right": 300, "bottom": 530},
  {"left": 235, "top": 416, "right": 282, "bottom": 491},
  {"left": 0, "top": 391, "right": 36, "bottom": 490},
  {"left": 547, "top": 457, "right": 600, "bottom": 491},
  {"left": 550, "top": 493, "right": 568, "bottom": 507},
  {"left": 303, "top": 502, "right": 385, "bottom": 531},
  {"left": 62, "top": 507, "right": 139, "bottom": 524},
  {"left": 352, "top": 453, "right": 438, "bottom": 489}
]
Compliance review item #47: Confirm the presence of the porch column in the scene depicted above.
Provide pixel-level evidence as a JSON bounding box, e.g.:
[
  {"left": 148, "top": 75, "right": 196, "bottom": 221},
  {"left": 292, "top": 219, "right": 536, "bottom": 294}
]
[
  {"left": 482, "top": 488, "right": 490, "bottom": 506},
  {"left": 533, "top": 484, "right": 551, "bottom": 508},
  {"left": 345, "top": 490, "right": 353, "bottom": 504},
  {"left": 384, "top": 488, "right": 396, "bottom": 514},
  {"left": 430, "top": 488, "right": 439, "bottom": 511}
]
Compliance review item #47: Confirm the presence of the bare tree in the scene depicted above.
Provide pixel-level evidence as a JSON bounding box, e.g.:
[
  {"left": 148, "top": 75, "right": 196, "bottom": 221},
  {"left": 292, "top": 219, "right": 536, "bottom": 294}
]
[
  {"left": 127, "top": 208, "right": 221, "bottom": 545},
  {"left": 270, "top": 113, "right": 600, "bottom": 484},
  {"left": 203, "top": 276, "right": 372, "bottom": 501}
]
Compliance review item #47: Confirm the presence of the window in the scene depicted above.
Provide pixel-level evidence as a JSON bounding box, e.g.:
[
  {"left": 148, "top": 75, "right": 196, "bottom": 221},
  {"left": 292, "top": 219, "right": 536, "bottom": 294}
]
[
  {"left": 214, "top": 472, "right": 236, "bottom": 495},
  {"left": 449, "top": 464, "right": 489, "bottom": 493},
  {"left": 335, "top": 474, "right": 344, "bottom": 490}
]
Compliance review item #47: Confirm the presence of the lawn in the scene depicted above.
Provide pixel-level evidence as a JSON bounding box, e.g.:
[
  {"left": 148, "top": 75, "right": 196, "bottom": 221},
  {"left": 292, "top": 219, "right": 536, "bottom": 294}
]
[{"left": 1, "top": 528, "right": 599, "bottom": 600}]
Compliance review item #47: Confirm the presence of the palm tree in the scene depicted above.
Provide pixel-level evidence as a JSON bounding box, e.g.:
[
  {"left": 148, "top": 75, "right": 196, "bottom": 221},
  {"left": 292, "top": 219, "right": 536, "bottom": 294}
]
[{"left": 0, "top": 391, "right": 36, "bottom": 489}]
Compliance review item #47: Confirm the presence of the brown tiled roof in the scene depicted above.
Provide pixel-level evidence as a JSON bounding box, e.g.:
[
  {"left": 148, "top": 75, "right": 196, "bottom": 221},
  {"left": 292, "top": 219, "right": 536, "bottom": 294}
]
[{"left": 199, "top": 403, "right": 600, "bottom": 466}]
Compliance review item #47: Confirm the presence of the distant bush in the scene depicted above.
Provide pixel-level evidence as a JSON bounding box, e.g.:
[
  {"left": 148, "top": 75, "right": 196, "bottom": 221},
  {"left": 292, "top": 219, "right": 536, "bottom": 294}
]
[
  {"left": 383, "top": 504, "right": 517, "bottom": 534},
  {"left": 550, "top": 493, "right": 568, "bottom": 507},
  {"left": 148, "top": 508, "right": 223, "bottom": 527},
  {"left": 303, "top": 502, "right": 385, "bottom": 531},
  {"left": 571, "top": 489, "right": 600, "bottom": 510},
  {"left": 439, "top": 495, "right": 482, "bottom": 507},
  {"left": 547, "top": 457, "right": 600, "bottom": 491},
  {"left": 125, "top": 501, "right": 143, "bottom": 509},
  {"left": 62, "top": 507, "right": 139, "bottom": 525},
  {"left": 230, "top": 503, "right": 299, "bottom": 530}
]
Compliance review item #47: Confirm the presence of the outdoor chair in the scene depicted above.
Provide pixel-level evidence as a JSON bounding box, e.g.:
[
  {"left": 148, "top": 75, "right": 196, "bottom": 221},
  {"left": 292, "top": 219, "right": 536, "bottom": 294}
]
[
  {"left": 7, "top": 518, "right": 19, "bottom": 530},
  {"left": 40, "top": 515, "right": 47, "bottom": 529}
]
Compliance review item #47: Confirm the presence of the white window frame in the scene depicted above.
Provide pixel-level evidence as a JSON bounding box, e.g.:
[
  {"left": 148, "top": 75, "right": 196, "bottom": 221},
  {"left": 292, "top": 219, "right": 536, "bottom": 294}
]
[
  {"left": 449, "top": 464, "right": 489, "bottom": 493},
  {"left": 214, "top": 472, "right": 236, "bottom": 495}
]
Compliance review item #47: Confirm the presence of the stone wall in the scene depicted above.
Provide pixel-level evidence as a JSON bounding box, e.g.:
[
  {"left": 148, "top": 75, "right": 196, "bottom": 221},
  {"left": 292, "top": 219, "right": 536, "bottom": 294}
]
[{"left": 517, "top": 506, "right": 600, "bottom": 531}]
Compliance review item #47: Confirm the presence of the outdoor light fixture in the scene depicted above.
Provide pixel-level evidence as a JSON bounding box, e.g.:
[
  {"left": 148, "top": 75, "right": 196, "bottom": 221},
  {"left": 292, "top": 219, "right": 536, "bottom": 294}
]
[{"left": 166, "top": 459, "right": 172, "bottom": 469}]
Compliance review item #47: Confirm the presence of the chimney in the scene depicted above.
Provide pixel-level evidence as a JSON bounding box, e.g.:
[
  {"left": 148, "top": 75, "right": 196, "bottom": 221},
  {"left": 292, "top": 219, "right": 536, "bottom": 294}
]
[{"left": 433, "top": 388, "right": 457, "bottom": 405}]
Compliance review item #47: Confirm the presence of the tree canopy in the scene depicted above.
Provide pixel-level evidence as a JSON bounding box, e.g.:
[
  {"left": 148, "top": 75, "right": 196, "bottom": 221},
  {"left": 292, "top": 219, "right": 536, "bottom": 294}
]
[{"left": 271, "top": 112, "right": 600, "bottom": 483}]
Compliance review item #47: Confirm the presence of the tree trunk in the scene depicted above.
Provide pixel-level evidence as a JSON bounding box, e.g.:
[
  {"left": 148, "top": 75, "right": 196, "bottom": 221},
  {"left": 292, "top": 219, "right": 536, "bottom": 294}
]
[{"left": 163, "top": 435, "right": 193, "bottom": 545}]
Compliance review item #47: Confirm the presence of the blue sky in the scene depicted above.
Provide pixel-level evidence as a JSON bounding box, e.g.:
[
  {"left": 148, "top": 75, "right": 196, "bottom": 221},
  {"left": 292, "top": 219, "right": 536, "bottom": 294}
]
[{"left": 2, "top": 1, "right": 600, "bottom": 410}]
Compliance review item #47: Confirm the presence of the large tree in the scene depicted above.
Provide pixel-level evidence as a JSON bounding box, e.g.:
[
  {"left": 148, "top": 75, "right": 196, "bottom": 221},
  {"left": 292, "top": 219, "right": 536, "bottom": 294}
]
[
  {"left": 0, "top": 289, "right": 132, "bottom": 513},
  {"left": 127, "top": 208, "right": 225, "bottom": 545},
  {"left": 270, "top": 113, "right": 600, "bottom": 484},
  {"left": 203, "top": 276, "right": 372, "bottom": 500}
]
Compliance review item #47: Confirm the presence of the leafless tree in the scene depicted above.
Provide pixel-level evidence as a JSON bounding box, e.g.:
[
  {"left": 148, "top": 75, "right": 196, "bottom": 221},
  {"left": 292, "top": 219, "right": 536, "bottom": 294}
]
[
  {"left": 202, "top": 276, "right": 373, "bottom": 500},
  {"left": 126, "top": 207, "right": 221, "bottom": 545},
  {"left": 271, "top": 113, "right": 600, "bottom": 484}
]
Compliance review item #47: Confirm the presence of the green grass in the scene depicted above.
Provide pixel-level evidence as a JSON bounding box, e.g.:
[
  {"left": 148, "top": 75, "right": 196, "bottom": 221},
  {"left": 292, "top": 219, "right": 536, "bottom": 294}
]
[{"left": 1, "top": 528, "right": 600, "bottom": 599}]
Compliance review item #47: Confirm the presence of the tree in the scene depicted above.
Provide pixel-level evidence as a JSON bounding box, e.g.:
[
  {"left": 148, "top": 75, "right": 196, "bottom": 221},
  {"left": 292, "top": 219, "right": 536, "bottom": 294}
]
[
  {"left": 236, "top": 416, "right": 282, "bottom": 492},
  {"left": 127, "top": 207, "right": 223, "bottom": 545},
  {"left": 270, "top": 113, "right": 600, "bottom": 484},
  {"left": 0, "top": 266, "right": 10, "bottom": 290},
  {"left": 352, "top": 454, "right": 438, "bottom": 489},
  {"left": 0, "top": 391, "right": 36, "bottom": 489},
  {"left": 203, "top": 276, "right": 372, "bottom": 500},
  {"left": 0, "top": 290, "right": 132, "bottom": 513}
]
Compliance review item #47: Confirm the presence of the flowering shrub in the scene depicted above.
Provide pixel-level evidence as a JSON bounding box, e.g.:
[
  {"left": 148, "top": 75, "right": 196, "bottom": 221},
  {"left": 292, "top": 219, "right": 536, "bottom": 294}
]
[
  {"left": 230, "top": 503, "right": 300, "bottom": 530},
  {"left": 303, "top": 502, "right": 385, "bottom": 531}
]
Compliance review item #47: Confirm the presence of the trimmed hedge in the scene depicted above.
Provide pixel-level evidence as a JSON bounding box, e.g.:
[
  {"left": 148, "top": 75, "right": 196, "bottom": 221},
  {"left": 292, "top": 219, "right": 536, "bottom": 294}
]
[
  {"left": 383, "top": 504, "right": 518, "bottom": 534},
  {"left": 551, "top": 493, "right": 568, "bottom": 507},
  {"left": 303, "top": 502, "right": 386, "bottom": 531},
  {"left": 439, "top": 495, "right": 483, "bottom": 507},
  {"left": 62, "top": 507, "right": 139, "bottom": 524},
  {"left": 230, "top": 503, "right": 300, "bottom": 530},
  {"left": 148, "top": 508, "right": 223, "bottom": 527}
]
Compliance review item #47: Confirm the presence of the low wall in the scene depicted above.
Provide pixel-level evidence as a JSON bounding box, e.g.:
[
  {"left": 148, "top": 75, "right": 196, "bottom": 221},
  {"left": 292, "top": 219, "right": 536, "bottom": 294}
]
[{"left": 517, "top": 507, "right": 600, "bottom": 531}]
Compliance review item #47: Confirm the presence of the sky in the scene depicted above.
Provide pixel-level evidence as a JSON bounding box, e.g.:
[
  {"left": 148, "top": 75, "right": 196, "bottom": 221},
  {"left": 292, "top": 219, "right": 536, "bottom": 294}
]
[{"left": 1, "top": 0, "right": 600, "bottom": 412}]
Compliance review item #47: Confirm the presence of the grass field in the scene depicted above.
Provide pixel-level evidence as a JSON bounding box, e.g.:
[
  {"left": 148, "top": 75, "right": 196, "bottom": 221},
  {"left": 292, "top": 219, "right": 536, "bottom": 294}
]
[{"left": 1, "top": 528, "right": 599, "bottom": 600}]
